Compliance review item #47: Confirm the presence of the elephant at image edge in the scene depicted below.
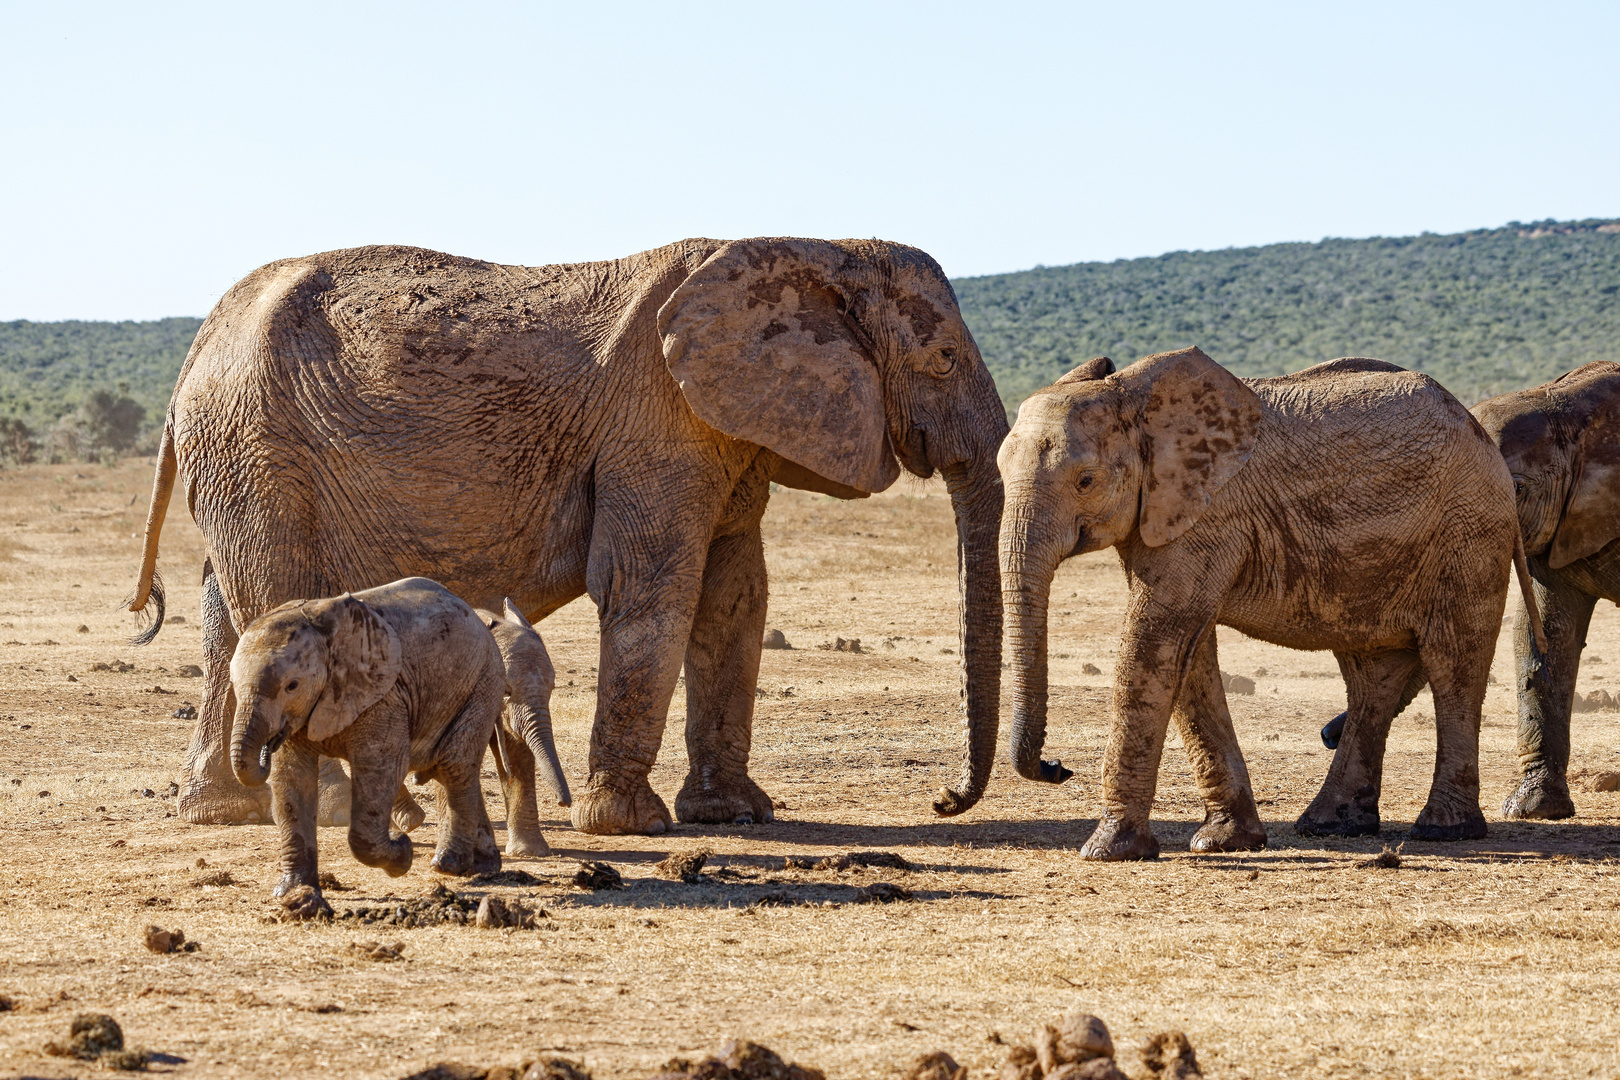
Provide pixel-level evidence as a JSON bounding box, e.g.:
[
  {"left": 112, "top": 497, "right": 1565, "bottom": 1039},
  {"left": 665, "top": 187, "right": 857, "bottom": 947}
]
[
  {"left": 127, "top": 238, "right": 1008, "bottom": 835},
  {"left": 998, "top": 350, "right": 1520, "bottom": 860},
  {"left": 229, "top": 577, "right": 507, "bottom": 899},
  {"left": 1320, "top": 362, "right": 1620, "bottom": 820}
]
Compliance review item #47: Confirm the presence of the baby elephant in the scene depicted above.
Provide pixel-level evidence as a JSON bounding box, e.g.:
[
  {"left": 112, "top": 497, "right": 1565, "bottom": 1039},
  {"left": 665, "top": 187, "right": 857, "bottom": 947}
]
[
  {"left": 479, "top": 599, "right": 570, "bottom": 856},
  {"left": 230, "top": 577, "right": 505, "bottom": 899}
]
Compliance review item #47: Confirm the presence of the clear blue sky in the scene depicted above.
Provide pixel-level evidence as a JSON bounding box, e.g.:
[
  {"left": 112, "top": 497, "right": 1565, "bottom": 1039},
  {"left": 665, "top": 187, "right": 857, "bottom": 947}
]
[{"left": 3, "top": 1, "right": 1616, "bottom": 320}]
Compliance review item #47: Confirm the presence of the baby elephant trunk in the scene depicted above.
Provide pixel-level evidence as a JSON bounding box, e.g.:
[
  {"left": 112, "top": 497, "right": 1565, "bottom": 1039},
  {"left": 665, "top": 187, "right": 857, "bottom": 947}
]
[
  {"left": 514, "top": 701, "right": 570, "bottom": 807},
  {"left": 230, "top": 698, "right": 279, "bottom": 788}
]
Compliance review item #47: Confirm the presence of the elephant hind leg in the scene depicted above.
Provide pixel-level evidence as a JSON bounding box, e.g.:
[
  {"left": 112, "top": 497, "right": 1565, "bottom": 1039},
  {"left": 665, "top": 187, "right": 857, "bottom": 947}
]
[
  {"left": 1297, "top": 649, "right": 1422, "bottom": 837},
  {"left": 676, "top": 525, "right": 776, "bottom": 827},
  {"left": 1176, "top": 630, "right": 1265, "bottom": 853},
  {"left": 493, "top": 722, "right": 551, "bottom": 857},
  {"left": 1411, "top": 636, "right": 1491, "bottom": 842}
]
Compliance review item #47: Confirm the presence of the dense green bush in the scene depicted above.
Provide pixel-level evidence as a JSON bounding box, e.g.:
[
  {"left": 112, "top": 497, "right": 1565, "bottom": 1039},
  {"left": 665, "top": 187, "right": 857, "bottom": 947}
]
[{"left": 2, "top": 219, "right": 1616, "bottom": 460}]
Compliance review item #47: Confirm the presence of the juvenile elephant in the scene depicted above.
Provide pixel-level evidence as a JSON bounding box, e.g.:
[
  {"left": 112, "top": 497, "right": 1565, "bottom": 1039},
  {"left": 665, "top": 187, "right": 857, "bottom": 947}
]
[
  {"left": 230, "top": 577, "right": 506, "bottom": 900},
  {"left": 999, "top": 349, "right": 1523, "bottom": 860},
  {"left": 128, "top": 238, "right": 1008, "bottom": 835},
  {"left": 1320, "top": 362, "right": 1620, "bottom": 820},
  {"left": 316, "top": 599, "right": 569, "bottom": 851}
]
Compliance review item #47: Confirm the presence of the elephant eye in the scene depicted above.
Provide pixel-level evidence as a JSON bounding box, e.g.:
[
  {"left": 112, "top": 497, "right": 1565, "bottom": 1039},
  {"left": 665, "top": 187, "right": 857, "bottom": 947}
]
[
  {"left": 286, "top": 679, "right": 300, "bottom": 692},
  {"left": 928, "top": 346, "right": 957, "bottom": 377},
  {"left": 1076, "top": 472, "right": 1096, "bottom": 492}
]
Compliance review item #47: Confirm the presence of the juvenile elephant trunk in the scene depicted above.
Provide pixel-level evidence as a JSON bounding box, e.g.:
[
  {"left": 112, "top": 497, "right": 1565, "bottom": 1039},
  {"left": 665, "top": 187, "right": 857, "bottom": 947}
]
[
  {"left": 514, "top": 702, "right": 571, "bottom": 807},
  {"left": 231, "top": 699, "right": 276, "bottom": 788},
  {"left": 1002, "top": 514, "right": 1073, "bottom": 784},
  {"left": 932, "top": 458, "right": 1006, "bottom": 815}
]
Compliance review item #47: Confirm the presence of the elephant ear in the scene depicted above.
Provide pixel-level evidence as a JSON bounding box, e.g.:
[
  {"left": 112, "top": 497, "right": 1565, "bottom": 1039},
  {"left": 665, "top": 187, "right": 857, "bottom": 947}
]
[
  {"left": 1550, "top": 405, "right": 1620, "bottom": 569},
  {"left": 307, "top": 596, "right": 403, "bottom": 742},
  {"left": 657, "top": 238, "right": 901, "bottom": 495},
  {"left": 1130, "top": 346, "right": 1264, "bottom": 547}
]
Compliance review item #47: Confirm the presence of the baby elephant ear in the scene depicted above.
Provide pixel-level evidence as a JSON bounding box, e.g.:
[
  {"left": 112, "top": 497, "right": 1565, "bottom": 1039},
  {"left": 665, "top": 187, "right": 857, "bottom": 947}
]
[
  {"left": 308, "top": 596, "right": 403, "bottom": 742},
  {"left": 657, "top": 238, "right": 900, "bottom": 495},
  {"left": 1131, "top": 347, "right": 1264, "bottom": 547},
  {"left": 1551, "top": 406, "right": 1620, "bottom": 569}
]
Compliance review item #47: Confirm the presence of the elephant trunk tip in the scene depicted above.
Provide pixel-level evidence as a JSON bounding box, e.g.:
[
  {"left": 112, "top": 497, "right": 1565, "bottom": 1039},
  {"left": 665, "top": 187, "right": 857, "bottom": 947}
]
[
  {"left": 1016, "top": 756, "right": 1073, "bottom": 785},
  {"left": 932, "top": 783, "right": 983, "bottom": 817}
]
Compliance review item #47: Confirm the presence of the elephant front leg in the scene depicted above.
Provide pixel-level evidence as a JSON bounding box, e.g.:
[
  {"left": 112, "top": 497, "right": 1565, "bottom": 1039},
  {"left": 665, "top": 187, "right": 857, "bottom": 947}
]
[
  {"left": 346, "top": 746, "right": 413, "bottom": 877},
  {"left": 1298, "top": 650, "right": 1420, "bottom": 837},
  {"left": 269, "top": 740, "right": 322, "bottom": 897},
  {"left": 1176, "top": 632, "right": 1265, "bottom": 853},
  {"left": 1080, "top": 608, "right": 1214, "bottom": 862},
  {"left": 179, "top": 563, "right": 273, "bottom": 825},
  {"left": 676, "top": 526, "right": 776, "bottom": 826},
  {"left": 492, "top": 724, "right": 551, "bottom": 856},
  {"left": 1502, "top": 572, "right": 1593, "bottom": 820}
]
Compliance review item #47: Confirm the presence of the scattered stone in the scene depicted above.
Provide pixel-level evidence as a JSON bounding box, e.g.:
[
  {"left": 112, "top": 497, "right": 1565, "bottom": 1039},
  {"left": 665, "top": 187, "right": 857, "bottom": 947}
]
[
  {"left": 195, "top": 858, "right": 207, "bottom": 869},
  {"left": 1081, "top": 663, "right": 1102, "bottom": 675},
  {"left": 573, "top": 861, "right": 623, "bottom": 890},
  {"left": 1356, "top": 845, "right": 1403, "bottom": 869},
  {"left": 277, "top": 885, "right": 334, "bottom": 922},
  {"left": 165, "top": 781, "right": 179, "bottom": 797},
  {"left": 141, "top": 788, "right": 155, "bottom": 798},
  {"left": 656, "top": 849, "right": 709, "bottom": 883},
  {"left": 817, "top": 637, "right": 862, "bottom": 653},
  {"left": 0, "top": 992, "right": 15, "bottom": 1012},
  {"left": 475, "top": 895, "right": 548, "bottom": 929},
  {"left": 1139, "top": 1031, "right": 1201, "bottom": 1078},
  {"left": 1586, "top": 771, "right": 1620, "bottom": 793},
  {"left": 652, "top": 1038, "right": 824, "bottom": 1080},
  {"left": 906, "top": 1052, "right": 967, "bottom": 1080},
  {"left": 347, "top": 940, "right": 405, "bottom": 962},
  {"left": 762, "top": 628, "right": 792, "bottom": 650},
  {"left": 142, "top": 925, "right": 198, "bottom": 954},
  {"left": 43, "top": 1013, "right": 150, "bottom": 1069},
  {"left": 855, "top": 882, "right": 912, "bottom": 903},
  {"left": 177, "top": 664, "right": 203, "bottom": 677},
  {"left": 173, "top": 704, "right": 198, "bottom": 719},
  {"left": 76, "top": 625, "right": 89, "bottom": 634},
  {"left": 66, "top": 674, "right": 78, "bottom": 682}
]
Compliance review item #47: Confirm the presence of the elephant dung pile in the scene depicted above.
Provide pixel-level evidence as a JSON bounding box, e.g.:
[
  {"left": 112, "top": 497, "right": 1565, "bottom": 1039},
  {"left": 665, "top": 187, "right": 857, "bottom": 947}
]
[
  {"left": 782, "top": 850, "right": 912, "bottom": 872},
  {"left": 402, "top": 1055, "right": 593, "bottom": 1080},
  {"left": 656, "top": 849, "right": 710, "bottom": 883},
  {"left": 649, "top": 1038, "right": 825, "bottom": 1080},
  {"left": 1571, "top": 689, "right": 1620, "bottom": 713},
  {"left": 994, "top": 1009, "right": 1201, "bottom": 1080},
  {"left": 339, "top": 883, "right": 548, "bottom": 929},
  {"left": 42, "top": 1013, "right": 150, "bottom": 1071},
  {"left": 143, "top": 924, "right": 199, "bottom": 953}
]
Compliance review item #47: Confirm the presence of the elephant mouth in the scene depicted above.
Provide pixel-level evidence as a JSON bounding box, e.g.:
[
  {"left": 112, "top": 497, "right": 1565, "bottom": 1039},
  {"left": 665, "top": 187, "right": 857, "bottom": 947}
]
[{"left": 259, "top": 729, "right": 287, "bottom": 772}]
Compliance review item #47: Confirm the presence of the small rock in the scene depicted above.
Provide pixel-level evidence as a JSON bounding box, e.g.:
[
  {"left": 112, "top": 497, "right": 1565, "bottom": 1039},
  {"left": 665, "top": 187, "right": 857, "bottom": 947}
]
[
  {"left": 573, "top": 861, "right": 623, "bottom": 890},
  {"left": 76, "top": 625, "right": 90, "bottom": 634},
  {"left": 66, "top": 674, "right": 78, "bottom": 682},
  {"left": 141, "top": 788, "right": 155, "bottom": 798},
  {"left": 143, "top": 925, "right": 190, "bottom": 953},
  {"left": 43, "top": 1013, "right": 146, "bottom": 1067},
  {"left": 656, "top": 849, "right": 709, "bottom": 883},
  {"left": 817, "top": 637, "right": 863, "bottom": 653},
  {"left": 906, "top": 1052, "right": 967, "bottom": 1080},
  {"left": 1222, "top": 673, "right": 1256, "bottom": 695},
  {"left": 476, "top": 895, "right": 512, "bottom": 929},
  {"left": 1586, "top": 771, "right": 1620, "bottom": 793},
  {"left": 1139, "top": 1031, "right": 1201, "bottom": 1078},
  {"left": 0, "top": 992, "right": 16, "bottom": 1012},
  {"left": 1034, "top": 1010, "right": 1114, "bottom": 1072},
  {"left": 1081, "top": 663, "right": 1102, "bottom": 675},
  {"left": 173, "top": 704, "right": 198, "bottom": 720},
  {"left": 177, "top": 663, "right": 204, "bottom": 677},
  {"left": 346, "top": 939, "right": 404, "bottom": 962},
  {"left": 761, "top": 628, "right": 792, "bottom": 650}
]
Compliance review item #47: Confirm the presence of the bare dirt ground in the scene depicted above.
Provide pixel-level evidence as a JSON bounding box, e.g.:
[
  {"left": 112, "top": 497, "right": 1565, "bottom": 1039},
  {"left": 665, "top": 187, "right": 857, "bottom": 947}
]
[{"left": 4, "top": 458, "right": 1620, "bottom": 1079}]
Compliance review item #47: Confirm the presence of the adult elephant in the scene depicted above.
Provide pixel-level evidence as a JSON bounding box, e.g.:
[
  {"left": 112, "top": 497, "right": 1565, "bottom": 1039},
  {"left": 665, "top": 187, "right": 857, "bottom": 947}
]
[
  {"left": 128, "top": 238, "right": 1009, "bottom": 834},
  {"left": 1321, "top": 362, "right": 1620, "bottom": 820}
]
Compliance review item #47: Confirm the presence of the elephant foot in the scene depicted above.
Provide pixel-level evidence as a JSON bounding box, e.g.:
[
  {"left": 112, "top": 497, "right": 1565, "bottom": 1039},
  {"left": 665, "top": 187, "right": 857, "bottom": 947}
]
[
  {"left": 273, "top": 880, "right": 332, "bottom": 921},
  {"left": 1501, "top": 771, "right": 1576, "bottom": 820},
  {"left": 505, "top": 830, "right": 553, "bottom": 858},
  {"left": 178, "top": 773, "right": 274, "bottom": 825},
  {"left": 1410, "top": 801, "right": 1487, "bottom": 842},
  {"left": 350, "top": 834, "right": 413, "bottom": 877},
  {"left": 431, "top": 842, "right": 500, "bottom": 877},
  {"left": 1190, "top": 810, "right": 1267, "bottom": 853},
  {"left": 1296, "top": 786, "right": 1381, "bottom": 837},
  {"left": 391, "top": 790, "right": 428, "bottom": 834},
  {"left": 674, "top": 773, "right": 776, "bottom": 826},
  {"left": 572, "top": 776, "right": 672, "bottom": 835},
  {"left": 1080, "top": 816, "right": 1160, "bottom": 861},
  {"left": 316, "top": 758, "right": 353, "bottom": 828},
  {"left": 272, "top": 871, "right": 319, "bottom": 899}
]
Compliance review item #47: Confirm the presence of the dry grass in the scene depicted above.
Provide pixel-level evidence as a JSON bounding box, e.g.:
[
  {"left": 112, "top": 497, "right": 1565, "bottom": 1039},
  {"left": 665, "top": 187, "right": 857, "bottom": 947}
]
[{"left": 3, "top": 460, "right": 1620, "bottom": 1078}]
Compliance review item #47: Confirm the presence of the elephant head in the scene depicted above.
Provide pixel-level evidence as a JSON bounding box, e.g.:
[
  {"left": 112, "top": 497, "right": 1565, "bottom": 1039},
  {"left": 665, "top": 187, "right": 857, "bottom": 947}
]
[
  {"left": 1473, "top": 361, "right": 1620, "bottom": 570},
  {"left": 658, "top": 238, "right": 1010, "bottom": 814},
  {"left": 228, "top": 596, "right": 403, "bottom": 787},
  {"left": 486, "top": 598, "right": 569, "bottom": 807},
  {"left": 997, "top": 347, "right": 1262, "bottom": 783}
]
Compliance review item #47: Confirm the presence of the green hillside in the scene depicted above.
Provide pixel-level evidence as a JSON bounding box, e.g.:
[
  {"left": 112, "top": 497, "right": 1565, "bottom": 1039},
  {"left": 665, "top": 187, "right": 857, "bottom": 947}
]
[
  {"left": 955, "top": 218, "right": 1620, "bottom": 411},
  {"left": 2, "top": 218, "right": 1617, "bottom": 460}
]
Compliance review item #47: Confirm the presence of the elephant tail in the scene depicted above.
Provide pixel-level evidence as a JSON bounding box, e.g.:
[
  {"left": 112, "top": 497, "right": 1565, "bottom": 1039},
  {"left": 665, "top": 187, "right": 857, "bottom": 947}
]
[
  {"left": 1514, "top": 528, "right": 1549, "bottom": 658},
  {"left": 126, "top": 424, "right": 176, "bottom": 645}
]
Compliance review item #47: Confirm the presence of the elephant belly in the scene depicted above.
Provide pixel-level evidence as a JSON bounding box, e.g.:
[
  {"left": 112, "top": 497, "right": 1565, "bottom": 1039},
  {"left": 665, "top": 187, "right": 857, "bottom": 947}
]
[{"left": 1218, "top": 590, "right": 1422, "bottom": 655}]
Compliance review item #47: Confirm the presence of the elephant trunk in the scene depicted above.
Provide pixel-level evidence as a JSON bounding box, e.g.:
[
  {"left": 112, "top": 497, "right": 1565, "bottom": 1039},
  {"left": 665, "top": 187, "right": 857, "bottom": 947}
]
[
  {"left": 514, "top": 702, "right": 571, "bottom": 807},
  {"left": 1001, "top": 503, "right": 1073, "bottom": 784},
  {"left": 231, "top": 698, "right": 279, "bottom": 788},
  {"left": 932, "top": 454, "right": 1007, "bottom": 816}
]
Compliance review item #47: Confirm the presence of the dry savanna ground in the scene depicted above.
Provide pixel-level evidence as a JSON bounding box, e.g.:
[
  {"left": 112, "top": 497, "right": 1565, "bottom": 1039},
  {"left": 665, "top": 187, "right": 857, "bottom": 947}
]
[{"left": 4, "top": 458, "right": 1620, "bottom": 1079}]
